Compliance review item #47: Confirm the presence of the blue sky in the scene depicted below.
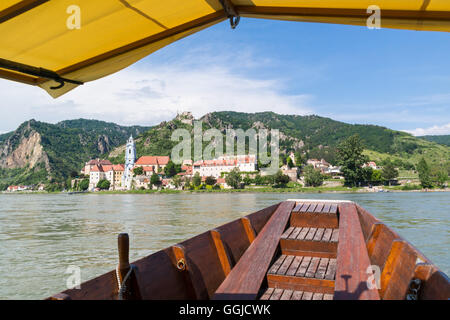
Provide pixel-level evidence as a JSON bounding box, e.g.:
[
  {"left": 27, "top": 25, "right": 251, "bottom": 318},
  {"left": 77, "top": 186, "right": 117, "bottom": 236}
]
[{"left": 1, "top": 18, "right": 450, "bottom": 135}]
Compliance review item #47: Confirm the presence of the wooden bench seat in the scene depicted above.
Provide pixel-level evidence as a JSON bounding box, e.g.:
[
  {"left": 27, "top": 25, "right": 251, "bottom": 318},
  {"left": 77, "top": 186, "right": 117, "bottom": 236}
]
[
  {"left": 268, "top": 255, "right": 337, "bottom": 280},
  {"left": 292, "top": 202, "right": 338, "bottom": 214},
  {"left": 281, "top": 227, "right": 339, "bottom": 243},
  {"left": 260, "top": 288, "right": 334, "bottom": 300}
]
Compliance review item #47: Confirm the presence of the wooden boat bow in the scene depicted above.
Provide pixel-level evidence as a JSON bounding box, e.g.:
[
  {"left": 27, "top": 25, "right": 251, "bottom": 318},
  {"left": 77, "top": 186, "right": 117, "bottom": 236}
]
[{"left": 48, "top": 200, "right": 449, "bottom": 300}]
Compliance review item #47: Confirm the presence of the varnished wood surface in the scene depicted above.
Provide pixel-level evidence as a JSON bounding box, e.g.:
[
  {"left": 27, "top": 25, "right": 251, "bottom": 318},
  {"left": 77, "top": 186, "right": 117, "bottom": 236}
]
[
  {"left": 213, "top": 201, "right": 296, "bottom": 300},
  {"left": 334, "top": 203, "right": 380, "bottom": 300}
]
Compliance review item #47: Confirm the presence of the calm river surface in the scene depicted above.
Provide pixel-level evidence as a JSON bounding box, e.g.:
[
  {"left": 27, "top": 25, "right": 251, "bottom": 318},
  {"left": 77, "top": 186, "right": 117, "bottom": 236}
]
[{"left": 0, "top": 192, "right": 448, "bottom": 299}]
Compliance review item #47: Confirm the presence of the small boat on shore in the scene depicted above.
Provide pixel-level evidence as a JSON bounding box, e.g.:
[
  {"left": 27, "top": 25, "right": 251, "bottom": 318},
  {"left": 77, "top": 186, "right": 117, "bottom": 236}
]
[{"left": 48, "top": 200, "right": 449, "bottom": 300}]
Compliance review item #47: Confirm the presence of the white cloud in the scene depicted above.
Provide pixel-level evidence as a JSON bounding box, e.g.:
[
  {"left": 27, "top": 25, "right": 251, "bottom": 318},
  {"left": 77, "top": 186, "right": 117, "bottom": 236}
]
[
  {"left": 0, "top": 51, "right": 313, "bottom": 132},
  {"left": 405, "top": 123, "right": 450, "bottom": 136}
]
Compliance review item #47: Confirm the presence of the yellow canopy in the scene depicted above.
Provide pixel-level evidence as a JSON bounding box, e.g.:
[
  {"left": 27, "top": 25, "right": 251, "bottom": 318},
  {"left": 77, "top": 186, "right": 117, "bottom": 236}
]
[{"left": 1, "top": 0, "right": 449, "bottom": 98}]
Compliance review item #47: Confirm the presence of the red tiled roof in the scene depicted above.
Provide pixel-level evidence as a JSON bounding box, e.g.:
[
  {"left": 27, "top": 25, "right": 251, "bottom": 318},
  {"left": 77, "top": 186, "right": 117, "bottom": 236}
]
[
  {"left": 87, "top": 159, "right": 112, "bottom": 166},
  {"left": 143, "top": 166, "right": 154, "bottom": 172},
  {"left": 90, "top": 165, "right": 103, "bottom": 172},
  {"left": 113, "top": 164, "right": 124, "bottom": 171},
  {"left": 136, "top": 156, "right": 170, "bottom": 166},
  {"left": 102, "top": 165, "right": 114, "bottom": 172}
]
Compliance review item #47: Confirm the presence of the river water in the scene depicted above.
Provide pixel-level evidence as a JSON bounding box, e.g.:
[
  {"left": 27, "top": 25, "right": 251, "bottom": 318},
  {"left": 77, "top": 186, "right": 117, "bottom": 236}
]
[{"left": 0, "top": 192, "right": 448, "bottom": 299}]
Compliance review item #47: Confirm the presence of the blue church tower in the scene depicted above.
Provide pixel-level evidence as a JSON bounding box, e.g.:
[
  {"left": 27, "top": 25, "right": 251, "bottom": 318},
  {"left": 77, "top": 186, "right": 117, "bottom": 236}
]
[{"left": 123, "top": 135, "right": 136, "bottom": 190}]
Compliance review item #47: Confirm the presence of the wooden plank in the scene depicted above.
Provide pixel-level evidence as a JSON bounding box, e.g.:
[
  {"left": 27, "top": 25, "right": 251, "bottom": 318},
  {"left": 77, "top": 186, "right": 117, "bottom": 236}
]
[
  {"left": 281, "top": 227, "right": 294, "bottom": 239},
  {"left": 313, "top": 228, "right": 325, "bottom": 241},
  {"left": 330, "top": 229, "right": 339, "bottom": 243},
  {"left": 299, "top": 203, "right": 310, "bottom": 212},
  {"left": 290, "top": 212, "right": 338, "bottom": 229},
  {"left": 269, "top": 288, "right": 284, "bottom": 300},
  {"left": 315, "top": 203, "right": 324, "bottom": 213},
  {"left": 305, "top": 228, "right": 317, "bottom": 241},
  {"left": 296, "top": 227, "right": 309, "bottom": 240},
  {"left": 241, "top": 217, "right": 256, "bottom": 243},
  {"left": 259, "top": 288, "right": 274, "bottom": 300},
  {"left": 325, "top": 259, "right": 337, "bottom": 280},
  {"left": 277, "top": 255, "right": 295, "bottom": 275},
  {"left": 334, "top": 203, "right": 380, "bottom": 300},
  {"left": 267, "top": 274, "right": 335, "bottom": 294},
  {"left": 293, "top": 203, "right": 303, "bottom": 212},
  {"left": 366, "top": 223, "right": 400, "bottom": 271},
  {"left": 290, "top": 291, "right": 303, "bottom": 300},
  {"left": 296, "top": 256, "right": 312, "bottom": 277},
  {"left": 312, "top": 293, "right": 324, "bottom": 300},
  {"left": 280, "top": 289, "right": 293, "bottom": 300},
  {"left": 268, "top": 255, "right": 286, "bottom": 274},
  {"left": 329, "top": 204, "right": 338, "bottom": 214},
  {"left": 322, "top": 228, "right": 333, "bottom": 242},
  {"left": 288, "top": 227, "right": 302, "bottom": 239},
  {"left": 322, "top": 203, "right": 331, "bottom": 213},
  {"left": 323, "top": 294, "right": 333, "bottom": 300},
  {"left": 307, "top": 203, "right": 318, "bottom": 213},
  {"left": 301, "top": 291, "right": 313, "bottom": 300},
  {"left": 380, "top": 240, "right": 418, "bottom": 300},
  {"left": 213, "top": 201, "right": 296, "bottom": 300},
  {"left": 315, "top": 258, "right": 330, "bottom": 279},
  {"left": 286, "top": 256, "right": 303, "bottom": 276},
  {"left": 305, "top": 257, "right": 320, "bottom": 278},
  {"left": 210, "top": 230, "right": 232, "bottom": 277}
]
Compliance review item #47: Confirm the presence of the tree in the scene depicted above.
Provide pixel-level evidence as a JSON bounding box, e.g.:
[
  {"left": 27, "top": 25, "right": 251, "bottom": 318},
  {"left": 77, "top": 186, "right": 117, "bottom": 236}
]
[
  {"left": 430, "top": 165, "right": 448, "bottom": 188},
  {"left": 243, "top": 174, "right": 252, "bottom": 186},
  {"left": 303, "top": 165, "right": 324, "bottom": 187},
  {"left": 205, "top": 176, "right": 217, "bottom": 186},
  {"left": 254, "top": 174, "right": 264, "bottom": 185},
  {"left": 295, "top": 151, "right": 307, "bottom": 167},
  {"left": 192, "top": 172, "right": 202, "bottom": 187},
  {"left": 417, "top": 158, "right": 433, "bottom": 188},
  {"left": 225, "top": 168, "right": 242, "bottom": 189},
  {"left": 287, "top": 157, "right": 294, "bottom": 169},
  {"left": 133, "top": 166, "right": 144, "bottom": 176},
  {"left": 79, "top": 178, "right": 89, "bottom": 191},
  {"left": 361, "top": 166, "right": 373, "bottom": 184},
  {"left": 381, "top": 158, "right": 399, "bottom": 185},
  {"left": 164, "top": 161, "right": 177, "bottom": 177},
  {"left": 172, "top": 175, "right": 182, "bottom": 188},
  {"left": 336, "top": 134, "right": 368, "bottom": 187},
  {"left": 150, "top": 173, "right": 161, "bottom": 187},
  {"left": 274, "top": 170, "right": 290, "bottom": 186},
  {"left": 371, "top": 170, "right": 383, "bottom": 184},
  {"left": 96, "top": 179, "right": 110, "bottom": 190}
]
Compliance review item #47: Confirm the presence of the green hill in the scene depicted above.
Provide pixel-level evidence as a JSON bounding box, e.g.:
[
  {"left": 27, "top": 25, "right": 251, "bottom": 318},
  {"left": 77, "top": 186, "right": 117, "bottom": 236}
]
[
  {"left": 108, "top": 111, "right": 450, "bottom": 170},
  {"left": 0, "top": 119, "right": 150, "bottom": 189},
  {"left": 2, "top": 112, "right": 449, "bottom": 190},
  {"left": 418, "top": 135, "right": 450, "bottom": 147}
]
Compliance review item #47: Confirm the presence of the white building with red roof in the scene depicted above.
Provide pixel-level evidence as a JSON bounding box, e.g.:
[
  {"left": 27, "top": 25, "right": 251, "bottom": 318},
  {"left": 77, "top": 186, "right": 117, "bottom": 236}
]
[
  {"left": 134, "top": 155, "right": 170, "bottom": 174},
  {"left": 193, "top": 154, "right": 257, "bottom": 178},
  {"left": 81, "top": 158, "right": 112, "bottom": 175}
]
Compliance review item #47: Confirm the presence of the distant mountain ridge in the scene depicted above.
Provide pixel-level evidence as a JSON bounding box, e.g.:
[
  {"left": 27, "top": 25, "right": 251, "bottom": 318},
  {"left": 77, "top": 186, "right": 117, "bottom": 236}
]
[
  {"left": 1, "top": 112, "right": 449, "bottom": 189},
  {"left": 109, "top": 111, "right": 450, "bottom": 170},
  {"left": 419, "top": 135, "right": 450, "bottom": 147}
]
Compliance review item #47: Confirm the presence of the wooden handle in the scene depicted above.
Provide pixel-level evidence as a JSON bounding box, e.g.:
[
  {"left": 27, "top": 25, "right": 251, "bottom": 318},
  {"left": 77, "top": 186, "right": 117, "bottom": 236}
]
[{"left": 118, "top": 233, "right": 130, "bottom": 271}]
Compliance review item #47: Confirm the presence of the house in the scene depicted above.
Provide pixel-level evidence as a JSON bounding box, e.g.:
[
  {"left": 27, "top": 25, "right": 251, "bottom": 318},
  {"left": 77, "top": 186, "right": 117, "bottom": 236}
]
[
  {"left": 363, "top": 161, "right": 380, "bottom": 170},
  {"left": 135, "top": 156, "right": 170, "bottom": 174},
  {"left": 281, "top": 167, "right": 299, "bottom": 182},
  {"left": 306, "top": 159, "right": 331, "bottom": 173},
  {"left": 134, "top": 176, "right": 150, "bottom": 189},
  {"left": 193, "top": 154, "right": 257, "bottom": 178},
  {"left": 89, "top": 163, "right": 124, "bottom": 190},
  {"left": 81, "top": 159, "right": 112, "bottom": 175}
]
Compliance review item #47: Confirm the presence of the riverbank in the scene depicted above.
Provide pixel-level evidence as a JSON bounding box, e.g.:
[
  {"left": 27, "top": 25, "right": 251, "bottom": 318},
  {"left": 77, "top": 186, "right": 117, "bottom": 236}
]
[{"left": 3, "top": 186, "right": 449, "bottom": 195}]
